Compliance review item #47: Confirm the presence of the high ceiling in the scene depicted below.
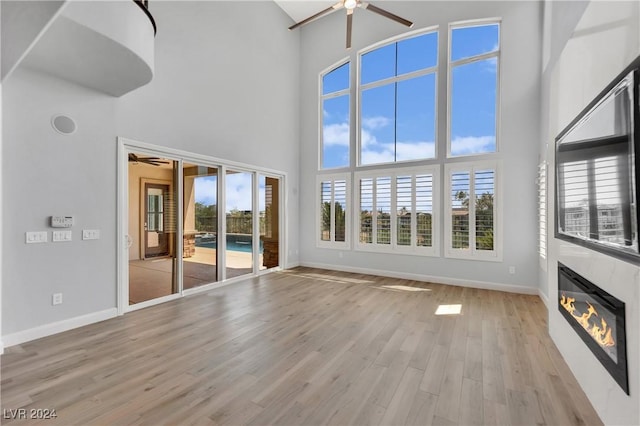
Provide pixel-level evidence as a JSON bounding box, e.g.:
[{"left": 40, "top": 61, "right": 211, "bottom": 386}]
[{"left": 273, "top": 1, "right": 338, "bottom": 23}]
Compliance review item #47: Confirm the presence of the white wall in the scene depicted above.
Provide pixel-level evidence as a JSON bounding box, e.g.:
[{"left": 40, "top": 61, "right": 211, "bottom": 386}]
[
  {"left": 541, "top": 1, "right": 640, "bottom": 424},
  {"left": 1, "top": 1, "right": 300, "bottom": 341},
  {"left": 0, "top": 1, "right": 65, "bottom": 80},
  {"left": 298, "top": 1, "right": 542, "bottom": 292}
]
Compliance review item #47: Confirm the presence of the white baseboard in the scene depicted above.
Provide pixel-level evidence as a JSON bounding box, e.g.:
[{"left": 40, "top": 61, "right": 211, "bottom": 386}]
[
  {"left": 2, "top": 308, "right": 118, "bottom": 349},
  {"left": 286, "top": 260, "right": 301, "bottom": 269},
  {"left": 298, "top": 261, "right": 539, "bottom": 295},
  {"left": 538, "top": 289, "right": 550, "bottom": 308}
]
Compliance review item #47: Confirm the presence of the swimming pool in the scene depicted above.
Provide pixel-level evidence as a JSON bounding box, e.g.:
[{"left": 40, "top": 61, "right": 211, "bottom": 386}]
[{"left": 196, "top": 237, "right": 263, "bottom": 253}]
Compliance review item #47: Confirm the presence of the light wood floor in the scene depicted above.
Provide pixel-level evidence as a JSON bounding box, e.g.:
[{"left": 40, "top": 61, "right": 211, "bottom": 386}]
[{"left": 1, "top": 267, "right": 602, "bottom": 425}]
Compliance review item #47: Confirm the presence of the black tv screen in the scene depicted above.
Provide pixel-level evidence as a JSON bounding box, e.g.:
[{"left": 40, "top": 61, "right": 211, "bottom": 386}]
[{"left": 555, "top": 56, "right": 640, "bottom": 263}]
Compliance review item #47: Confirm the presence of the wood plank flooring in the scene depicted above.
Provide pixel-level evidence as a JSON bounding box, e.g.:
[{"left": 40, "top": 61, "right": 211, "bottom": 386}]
[{"left": 1, "top": 267, "right": 602, "bottom": 425}]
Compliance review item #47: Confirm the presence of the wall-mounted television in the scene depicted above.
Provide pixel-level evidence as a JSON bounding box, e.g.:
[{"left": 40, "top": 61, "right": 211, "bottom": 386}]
[{"left": 555, "top": 56, "right": 640, "bottom": 263}]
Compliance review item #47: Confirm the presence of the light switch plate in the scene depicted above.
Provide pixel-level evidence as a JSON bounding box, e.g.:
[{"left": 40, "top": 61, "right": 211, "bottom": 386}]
[
  {"left": 26, "top": 231, "right": 48, "bottom": 244},
  {"left": 82, "top": 229, "right": 100, "bottom": 240},
  {"left": 52, "top": 230, "right": 72, "bottom": 242}
]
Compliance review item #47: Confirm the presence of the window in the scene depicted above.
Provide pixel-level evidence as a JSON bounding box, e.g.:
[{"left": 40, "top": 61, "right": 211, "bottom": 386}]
[
  {"left": 445, "top": 161, "right": 501, "bottom": 260},
  {"left": 359, "top": 30, "right": 438, "bottom": 165},
  {"left": 321, "top": 61, "right": 350, "bottom": 169},
  {"left": 356, "top": 166, "right": 439, "bottom": 255},
  {"left": 317, "top": 174, "right": 350, "bottom": 248},
  {"left": 449, "top": 21, "right": 500, "bottom": 157}
]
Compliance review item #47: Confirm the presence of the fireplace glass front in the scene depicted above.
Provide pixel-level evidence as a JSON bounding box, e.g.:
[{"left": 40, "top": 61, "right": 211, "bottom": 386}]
[{"left": 557, "top": 263, "right": 628, "bottom": 394}]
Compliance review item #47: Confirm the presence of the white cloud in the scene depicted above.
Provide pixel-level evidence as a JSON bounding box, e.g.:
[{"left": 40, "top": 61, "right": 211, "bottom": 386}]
[
  {"left": 323, "top": 122, "right": 350, "bottom": 147},
  {"left": 362, "top": 116, "right": 391, "bottom": 130},
  {"left": 226, "top": 172, "right": 253, "bottom": 212},
  {"left": 450, "top": 136, "right": 495, "bottom": 156},
  {"left": 194, "top": 177, "right": 217, "bottom": 206},
  {"left": 395, "top": 141, "right": 436, "bottom": 161},
  {"left": 361, "top": 148, "right": 395, "bottom": 165}
]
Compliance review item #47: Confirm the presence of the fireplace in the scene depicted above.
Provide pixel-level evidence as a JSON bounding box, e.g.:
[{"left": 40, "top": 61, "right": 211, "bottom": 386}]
[{"left": 557, "top": 263, "right": 629, "bottom": 394}]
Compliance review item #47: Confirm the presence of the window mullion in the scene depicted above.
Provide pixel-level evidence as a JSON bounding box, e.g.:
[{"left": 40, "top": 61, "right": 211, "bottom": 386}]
[{"left": 411, "top": 174, "right": 417, "bottom": 248}]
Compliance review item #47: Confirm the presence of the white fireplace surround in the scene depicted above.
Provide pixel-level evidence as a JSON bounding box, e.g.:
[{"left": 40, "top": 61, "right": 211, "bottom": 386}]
[{"left": 542, "top": 1, "right": 640, "bottom": 424}]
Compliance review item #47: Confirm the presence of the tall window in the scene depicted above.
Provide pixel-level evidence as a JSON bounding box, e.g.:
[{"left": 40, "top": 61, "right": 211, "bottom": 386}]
[
  {"left": 449, "top": 21, "right": 500, "bottom": 157},
  {"left": 445, "top": 161, "right": 500, "bottom": 260},
  {"left": 321, "top": 61, "right": 350, "bottom": 169},
  {"left": 356, "top": 167, "right": 439, "bottom": 255},
  {"left": 359, "top": 30, "right": 438, "bottom": 165},
  {"left": 317, "top": 174, "right": 350, "bottom": 247}
]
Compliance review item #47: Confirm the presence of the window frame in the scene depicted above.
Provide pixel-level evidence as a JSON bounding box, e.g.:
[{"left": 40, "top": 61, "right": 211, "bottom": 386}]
[
  {"left": 356, "top": 26, "right": 440, "bottom": 167},
  {"left": 319, "top": 58, "right": 351, "bottom": 171},
  {"left": 354, "top": 165, "right": 440, "bottom": 256},
  {"left": 447, "top": 18, "right": 501, "bottom": 159},
  {"left": 316, "top": 173, "right": 351, "bottom": 249},
  {"left": 444, "top": 159, "right": 502, "bottom": 261}
]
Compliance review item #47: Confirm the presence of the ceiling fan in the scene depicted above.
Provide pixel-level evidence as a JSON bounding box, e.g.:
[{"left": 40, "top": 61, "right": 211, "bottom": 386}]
[
  {"left": 128, "top": 153, "right": 169, "bottom": 166},
  {"left": 288, "top": 0, "right": 413, "bottom": 49}
]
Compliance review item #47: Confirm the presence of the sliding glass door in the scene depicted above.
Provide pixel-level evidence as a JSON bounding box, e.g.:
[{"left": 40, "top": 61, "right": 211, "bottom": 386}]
[
  {"left": 127, "top": 153, "right": 178, "bottom": 305},
  {"left": 183, "top": 163, "right": 219, "bottom": 289},
  {"left": 259, "top": 175, "right": 280, "bottom": 271},
  {"left": 225, "top": 170, "right": 253, "bottom": 279}
]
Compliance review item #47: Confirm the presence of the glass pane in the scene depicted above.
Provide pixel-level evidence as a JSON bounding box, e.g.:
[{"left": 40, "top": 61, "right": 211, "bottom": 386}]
[
  {"left": 321, "top": 181, "right": 332, "bottom": 241},
  {"left": 360, "top": 178, "right": 373, "bottom": 244},
  {"left": 322, "top": 95, "right": 350, "bottom": 169},
  {"left": 260, "top": 175, "right": 280, "bottom": 270},
  {"left": 397, "top": 32, "right": 438, "bottom": 75},
  {"left": 475, "top": 170, "right": 494, "bottom": 251},
  {"left": 396, "top": 175, "right": 412, "bottom": 246},
  {"left": 450, "top": 58, "right": 497, "bottom": 156},
  {"left": 183, "top": 163, "right": 219, "bottom": 289},
  {"left": 323, "top": 62, "right": 350, "bottom": 95},
  {"left": 361, "top": 83, "right": 395, "bottom": 165},
  {"left": 416, "top": 174, "right": 433, "bottom": 247},
  {"left": 396, "top": 73, "right": 436, "bottom": 161},
  {"left": 361, "top": 43, "right": 396, "bottom": 85},
  {"left": 451, "top": 172, "right": 470, "bottom": 249},
  {"left": 226, "top": 170, "right": 253, "bottom": 279},
  {"left": 451, "top": 24, "right": 499, "bottom": 62},
  {"left": 335, "top": 180, "right": 347, "bottom": 242},
  {"left": 561, "top": 161, "right": 590, "bottom": 238},
  {"left": 376, "top": 177, "right": 391, "bottom": 244},
  {"left": 128, "top": 155, "right": 178, "bottom": 305}
]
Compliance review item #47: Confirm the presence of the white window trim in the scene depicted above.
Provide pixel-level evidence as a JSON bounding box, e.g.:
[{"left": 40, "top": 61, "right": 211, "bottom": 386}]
[
  {"left": 447, "top": 18, "right": 501, "bottom": 159},
  {"left": 444, "top": 160, "right": 502, "bottom": 261},
  {"left": 354, "top": 165, "right": 440, "bottom": 256},
  {"left": 316, "top": 173, "right": 351, "bottom": 249},
  {"left": 319, "top": 58, "right": 351, "bottom": 171},
  {"left": 538, "top": 161, "right": 547, "bottom": 271},
  {"left": 356, "top": 26, "right": 440, "bottom": 167}
]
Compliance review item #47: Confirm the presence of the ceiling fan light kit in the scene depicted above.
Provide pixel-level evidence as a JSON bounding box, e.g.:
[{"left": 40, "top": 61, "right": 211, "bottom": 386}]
[{"left": 288, "top": 0, "right": 413, "bottom": 49}]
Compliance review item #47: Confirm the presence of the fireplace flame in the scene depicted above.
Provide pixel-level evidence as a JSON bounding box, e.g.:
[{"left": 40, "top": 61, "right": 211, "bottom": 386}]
[{"left": 560, "top": 293, "right": 615, "bottom": 348}]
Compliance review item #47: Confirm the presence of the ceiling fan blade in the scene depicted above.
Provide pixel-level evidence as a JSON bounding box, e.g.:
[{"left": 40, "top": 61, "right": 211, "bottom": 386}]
[
  {"left": 288, "top": 1, "right": 344, "bottom": 30},
  {"left": 346, "top": 9, "right": 353, "bottom": 49},
  {"left": 361, "top": 2, "right": 413, "bottom": 28}
]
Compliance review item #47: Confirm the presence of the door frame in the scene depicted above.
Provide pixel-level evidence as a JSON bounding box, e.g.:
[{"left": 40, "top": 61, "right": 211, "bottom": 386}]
[
  {"left": 140, "top": 178, "right": 173, "bottom": 260},
  {"left": 117, "top": 137, "right": 288, "bottom": 315}
]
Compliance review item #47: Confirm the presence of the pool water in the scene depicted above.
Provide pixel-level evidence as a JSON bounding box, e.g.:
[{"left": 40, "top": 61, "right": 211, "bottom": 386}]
[{"left": 196, "top": 240, "right": 263, "bottom": 253}]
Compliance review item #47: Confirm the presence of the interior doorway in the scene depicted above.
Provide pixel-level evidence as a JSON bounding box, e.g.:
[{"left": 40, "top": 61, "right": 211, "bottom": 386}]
[{"left": 144, "top": 183, "right": 171, "bottom": 258}]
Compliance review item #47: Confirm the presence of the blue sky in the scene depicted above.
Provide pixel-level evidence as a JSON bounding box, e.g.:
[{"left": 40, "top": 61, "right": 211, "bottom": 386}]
[
  {"left": 194, "top": 173, "right": 266, "bottom": 212},
  {"left": 322, "top": 24, "right": 499, "bottom": 168}
]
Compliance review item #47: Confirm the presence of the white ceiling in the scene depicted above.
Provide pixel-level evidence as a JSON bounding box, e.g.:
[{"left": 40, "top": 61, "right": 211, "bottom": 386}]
[{"left": 273, "top": 1, "right": 338, "bottom": 23}]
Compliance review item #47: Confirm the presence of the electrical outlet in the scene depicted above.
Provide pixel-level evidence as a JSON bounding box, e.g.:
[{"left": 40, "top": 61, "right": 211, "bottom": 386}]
[
  {"left": 509, "top": 266, "right": 516, "bottom": 274},
  {"left": 52, "top": 293, "right": 63, "bottom": 305}
]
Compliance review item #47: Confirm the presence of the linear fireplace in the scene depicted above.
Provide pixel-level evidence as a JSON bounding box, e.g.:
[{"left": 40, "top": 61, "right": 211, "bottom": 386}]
[{"left": 557, "top": 263, "right": 628, "bottom": 394}]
